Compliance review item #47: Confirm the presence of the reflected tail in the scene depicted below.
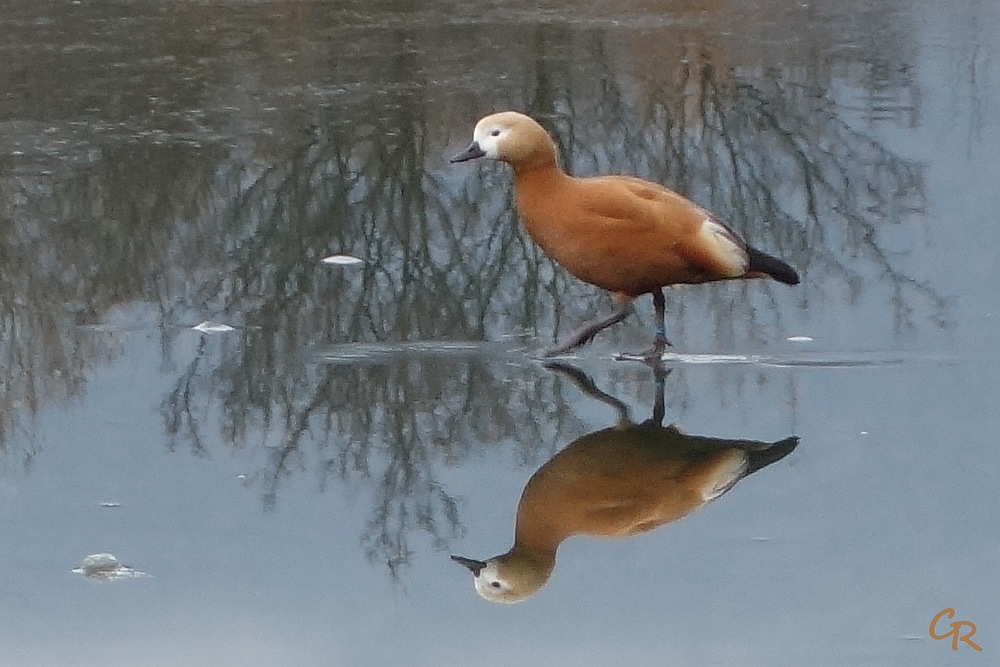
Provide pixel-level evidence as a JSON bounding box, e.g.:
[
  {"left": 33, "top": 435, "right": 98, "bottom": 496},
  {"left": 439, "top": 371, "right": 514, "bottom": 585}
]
[{"left": 744, "top": 436, "right": 799, "bottom": 477}]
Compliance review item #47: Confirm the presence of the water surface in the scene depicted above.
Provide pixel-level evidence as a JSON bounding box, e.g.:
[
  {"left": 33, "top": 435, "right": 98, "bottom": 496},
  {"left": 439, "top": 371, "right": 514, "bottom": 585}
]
[{"left": 1, "top": 0, "right": 998, "bottom": 665}]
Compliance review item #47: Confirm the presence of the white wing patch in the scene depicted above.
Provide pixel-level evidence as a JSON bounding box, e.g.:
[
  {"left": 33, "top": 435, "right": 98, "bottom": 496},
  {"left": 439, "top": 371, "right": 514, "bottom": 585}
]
[
  {"left": 700, "top": 451, "right": 749, "bottom": 503},
  {"left": 698, "top": 218, "right": 749, "bottom": 277}
]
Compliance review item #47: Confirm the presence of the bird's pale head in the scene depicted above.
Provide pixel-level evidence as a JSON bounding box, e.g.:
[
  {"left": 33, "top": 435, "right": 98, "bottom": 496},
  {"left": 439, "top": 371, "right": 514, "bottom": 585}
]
[
  {"left": 451, "top": 551, "right": 555, "bottom": 604},
  {"left": 450, "top": 111, "right": 557, "bottom": 171}
]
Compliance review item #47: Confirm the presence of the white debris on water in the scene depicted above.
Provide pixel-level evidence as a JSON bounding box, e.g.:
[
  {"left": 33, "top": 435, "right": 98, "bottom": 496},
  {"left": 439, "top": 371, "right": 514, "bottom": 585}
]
[
  {"left": 650, "top": 352, "right": 766, "bottom": 365},
  {"left": 786, "top": 336, "right": 814, "bottom": 342},
  {"left": 192, "top": 321, "right": 236, "bottom": 333},
  {"left": 321, "top": 254, "right": 364, "bottom": 266},
  {"left": 71, "top": 553, "right": 149, "bottom": 581}
]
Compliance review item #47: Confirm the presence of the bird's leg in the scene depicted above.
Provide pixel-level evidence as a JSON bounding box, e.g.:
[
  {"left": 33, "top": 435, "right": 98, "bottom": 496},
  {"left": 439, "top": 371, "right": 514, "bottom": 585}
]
[
  {"left": 543, "top": 361, "right": 631, "bottom": 425},
  {"left": 618, "top": 289, "right": 672, "bottom": 363},
  {"left": 649, "top": 288, "right": 672, "bottom": 351},
  {"left": 543, "top": 297, "right": 634, "bottom": 357},
  {"left": 649, "top": 364, "right": 670, "bottom": 425}
]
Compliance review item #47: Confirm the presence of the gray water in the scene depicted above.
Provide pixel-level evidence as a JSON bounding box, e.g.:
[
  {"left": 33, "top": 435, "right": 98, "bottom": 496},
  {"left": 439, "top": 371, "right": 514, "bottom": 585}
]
[{"left": 1, "top": 0, "right": 998, "bottom": 664}]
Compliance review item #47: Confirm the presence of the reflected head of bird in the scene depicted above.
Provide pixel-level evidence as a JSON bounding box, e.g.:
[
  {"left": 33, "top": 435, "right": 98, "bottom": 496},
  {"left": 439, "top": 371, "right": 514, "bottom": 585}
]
[
  {"left": 450, "top": 111, "right": 557, "bottom": 172},
  {"left": 451, "top": 550, "right": 555, "bottom": 604}
]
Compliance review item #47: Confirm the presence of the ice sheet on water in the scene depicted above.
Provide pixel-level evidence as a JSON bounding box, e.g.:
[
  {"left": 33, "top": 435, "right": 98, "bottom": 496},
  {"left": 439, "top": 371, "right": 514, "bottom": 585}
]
[{"left": 71, "top": 553, "right": 150, "bottom": 582}]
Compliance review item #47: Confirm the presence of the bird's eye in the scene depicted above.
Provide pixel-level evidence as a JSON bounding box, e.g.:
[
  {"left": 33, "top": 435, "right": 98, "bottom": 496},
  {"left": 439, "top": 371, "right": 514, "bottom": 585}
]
[
  {"left": 491, "top": 581, "right": 501, "bottom": 588},
  {"left": 490, "top": 129, "right": 501, "bottom": 137}
]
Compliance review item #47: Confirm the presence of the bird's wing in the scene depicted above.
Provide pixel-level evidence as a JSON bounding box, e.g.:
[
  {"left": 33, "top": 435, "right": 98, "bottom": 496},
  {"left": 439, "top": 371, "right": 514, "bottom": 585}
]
[{"left": 579, "top": 176, "right": 749, "bottom": 278}]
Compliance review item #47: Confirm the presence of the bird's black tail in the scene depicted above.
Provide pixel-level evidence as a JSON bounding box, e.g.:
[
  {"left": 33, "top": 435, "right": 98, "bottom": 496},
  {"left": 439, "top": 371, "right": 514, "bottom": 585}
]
[
  {"left": 744, "top": 436, "right": 799, "bottom": 477},
  {"left": 747, "top": 245, "right": 800, "bottom": 285}
]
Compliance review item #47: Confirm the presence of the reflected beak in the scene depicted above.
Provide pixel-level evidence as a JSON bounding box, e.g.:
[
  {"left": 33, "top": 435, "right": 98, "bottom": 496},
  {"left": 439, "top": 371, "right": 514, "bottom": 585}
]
[
  {"left": 450, "top": 555, "right": 487, "bottom": 576},
  {"left": 450, "top": 142, "right": 486, "bottom": 163}
]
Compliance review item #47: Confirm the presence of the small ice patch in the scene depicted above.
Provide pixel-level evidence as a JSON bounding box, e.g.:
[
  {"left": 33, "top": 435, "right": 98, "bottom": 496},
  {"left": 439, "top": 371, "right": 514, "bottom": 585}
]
[
  {"left": 192, "top": 321, "right": 235, "bottom": 333},
  {"left": 321, "top": 254, "right": 363, "bottom": 266},
  {"left": 72, "top": 553, "right": 149, "bottom": 581}
]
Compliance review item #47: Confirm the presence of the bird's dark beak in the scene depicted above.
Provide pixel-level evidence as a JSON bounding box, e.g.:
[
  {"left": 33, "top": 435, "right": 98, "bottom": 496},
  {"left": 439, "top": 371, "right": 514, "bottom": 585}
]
[
  {"left": 450, "top": 555, "right": 487, "bottom": 576},
  {"left": 450, "top": 142, "right": 486, "bottom": 163}
]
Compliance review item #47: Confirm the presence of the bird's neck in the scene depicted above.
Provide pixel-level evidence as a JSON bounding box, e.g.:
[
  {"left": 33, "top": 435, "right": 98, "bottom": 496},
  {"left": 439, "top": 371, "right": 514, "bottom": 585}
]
[
  {"left": 510, "top": 524, "right": 563, "bottom": 560},
  {"left": 492, "top": 543, "right": 556, "bottom": 599},
  {"left": 512, "top": 158, "right": 566, "bottom": 182},
  {"left": 511, "top": 163, "right": 575, "bottom": 253},
  {"left": 511, "top": 489, "right": 575, "bottom": 557},
  {"left": 499, "top": 542, "right": 557, "bottom": 584}
]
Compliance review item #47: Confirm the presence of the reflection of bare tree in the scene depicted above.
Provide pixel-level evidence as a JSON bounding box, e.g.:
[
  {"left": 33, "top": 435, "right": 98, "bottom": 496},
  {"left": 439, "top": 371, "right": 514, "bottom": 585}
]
[
  {"left": 154, "top": 41, "right": 936, "bottom": 570},
  {"left": 515, "top": 32, "right": 945, "bottom": 346},
  {"left": 0, "top": 0, "right": 953, "bottom": 576},
  {"left": 0, "top": 173, "right": 119, "bottom": 465},
  {"left": 161, "top": 345, "right": 579, "bottom": 577}
]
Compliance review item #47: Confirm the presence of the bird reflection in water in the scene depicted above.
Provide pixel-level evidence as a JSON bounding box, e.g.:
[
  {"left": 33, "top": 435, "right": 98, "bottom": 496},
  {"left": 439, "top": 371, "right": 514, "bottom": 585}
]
[{"left": 452, "top": 363, "right": 798, "bottom": 603}]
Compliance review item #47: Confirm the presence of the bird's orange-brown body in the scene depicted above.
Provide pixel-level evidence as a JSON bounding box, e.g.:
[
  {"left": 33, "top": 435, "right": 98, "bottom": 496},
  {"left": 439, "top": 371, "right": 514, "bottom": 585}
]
[
  {"left": 452, "top": 111, "right": 800, "bottom": 358},
  {"left": 513, "top": 425, "right": 751, "bottom": 548},
  {"left": 514, "top": 168, "right": 751, "bottom": 296}
]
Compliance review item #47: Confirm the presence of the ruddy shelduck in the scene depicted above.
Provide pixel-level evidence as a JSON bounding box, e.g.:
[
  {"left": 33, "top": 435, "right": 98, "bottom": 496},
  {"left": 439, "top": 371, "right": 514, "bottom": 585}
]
[
  {"left": 451, "top": 111, "right": 800, "bottom": 359},
  {"left": 451, "top": 363, "right": 798, "bottom": 603}
]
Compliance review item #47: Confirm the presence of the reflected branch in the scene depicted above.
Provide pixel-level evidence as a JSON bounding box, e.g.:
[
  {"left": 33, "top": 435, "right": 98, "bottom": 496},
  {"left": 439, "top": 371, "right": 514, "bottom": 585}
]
[{"left": 0, "top": 2, "right": 957, "bottom": 583}]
